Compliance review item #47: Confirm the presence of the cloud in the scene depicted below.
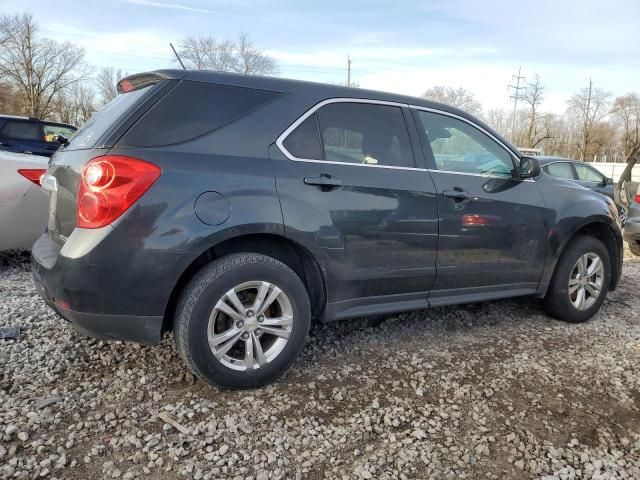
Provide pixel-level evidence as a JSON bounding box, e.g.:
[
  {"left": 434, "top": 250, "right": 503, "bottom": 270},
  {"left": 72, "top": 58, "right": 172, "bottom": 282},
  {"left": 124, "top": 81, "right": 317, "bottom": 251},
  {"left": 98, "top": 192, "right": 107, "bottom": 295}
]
[{"left": 120, "top": 0, "right": 216, "bottom": 14}]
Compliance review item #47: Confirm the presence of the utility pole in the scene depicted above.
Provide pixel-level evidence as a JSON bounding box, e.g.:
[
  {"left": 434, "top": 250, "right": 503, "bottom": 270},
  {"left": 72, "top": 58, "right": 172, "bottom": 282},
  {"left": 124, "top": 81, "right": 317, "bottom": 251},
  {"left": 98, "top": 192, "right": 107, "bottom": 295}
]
[
  {"left": 508, "top": 67, "right": 526, "bottom": 143},
  {"left": 581, "top": 77, "right": 593, "bottom": 161},
  {"left": 347, "top": 56, "right": 352, "bottom": 87}
]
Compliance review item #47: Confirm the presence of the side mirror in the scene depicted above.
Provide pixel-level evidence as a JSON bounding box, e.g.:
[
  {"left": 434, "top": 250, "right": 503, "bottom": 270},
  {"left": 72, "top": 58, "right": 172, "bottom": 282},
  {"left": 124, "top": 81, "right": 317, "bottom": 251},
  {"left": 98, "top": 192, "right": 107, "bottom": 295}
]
[
  {"left": 56, "top": 135, "right": 69, "bottom": 147},
  {"left": 517, "top": 156, "right": 541, "bottom": 179},
  {"left": 605, "top": 177, "right": 614, "bottom": 186}
]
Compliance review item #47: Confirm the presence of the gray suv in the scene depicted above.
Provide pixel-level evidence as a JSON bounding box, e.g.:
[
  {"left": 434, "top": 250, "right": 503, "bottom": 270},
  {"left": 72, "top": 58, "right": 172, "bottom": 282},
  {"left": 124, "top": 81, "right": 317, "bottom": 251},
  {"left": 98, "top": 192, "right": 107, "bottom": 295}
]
[
  {"left": 32, "top": 70, "right": 623, "bottom": 389},
  {"left": 616, "top": 158, "right": 640, "bottom": 255}
]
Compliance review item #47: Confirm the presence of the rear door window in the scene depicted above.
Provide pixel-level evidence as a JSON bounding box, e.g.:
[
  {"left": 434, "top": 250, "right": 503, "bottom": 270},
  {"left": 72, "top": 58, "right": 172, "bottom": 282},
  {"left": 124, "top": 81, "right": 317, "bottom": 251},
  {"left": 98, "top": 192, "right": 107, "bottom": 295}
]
[
  {"left": 315, "top": 102, "right": 414, "bottom": 168},
  {"left": 120, "top": 81, "right": 281, "bottom": 147},
  {"left": 0, "top": 120, "right": 42, "bottom": 141},
  {"left": 282, "top": 114, "right": 323, "bottom": 160}
]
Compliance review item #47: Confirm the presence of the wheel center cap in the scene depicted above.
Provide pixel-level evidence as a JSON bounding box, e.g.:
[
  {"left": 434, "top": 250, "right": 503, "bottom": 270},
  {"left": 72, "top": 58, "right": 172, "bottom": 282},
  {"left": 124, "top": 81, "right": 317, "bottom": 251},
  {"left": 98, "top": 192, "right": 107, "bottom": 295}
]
[{"left": 244, "top": 317, "right": 258, "bottom": 331}]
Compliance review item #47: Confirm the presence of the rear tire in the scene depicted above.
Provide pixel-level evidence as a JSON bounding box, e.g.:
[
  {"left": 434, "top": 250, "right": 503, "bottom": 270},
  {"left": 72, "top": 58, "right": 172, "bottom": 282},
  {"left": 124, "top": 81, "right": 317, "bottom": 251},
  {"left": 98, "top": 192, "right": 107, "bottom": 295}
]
[
  {"left": 174, "top": 253, "right": 311, "bottom": 389},
  {"left": 543, "top": 235, "right": 610, "bottom": 323},
  {"left": 629, "top": 241, "right": 640, "bottom": 257}
]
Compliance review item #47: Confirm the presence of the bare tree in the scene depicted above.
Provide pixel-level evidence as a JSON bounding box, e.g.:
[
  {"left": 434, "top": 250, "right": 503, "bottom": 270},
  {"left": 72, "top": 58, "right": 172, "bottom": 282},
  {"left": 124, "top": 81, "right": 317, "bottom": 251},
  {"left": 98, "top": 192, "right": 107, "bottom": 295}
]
[
  {"left": 0, "top": 13, "right": 88, "bottom": 118},
  {"left": 522, "top": 74, "right": 545, "bottom": 147},
  {"left": 0, "top": 81, "right": 21, "bottom": 114},
  {"left": 484, "top": 108, "right": 510, "bottom": 136},
  {"left": 177, "top": 33, "right": 278, "bottom": 75},
  {"left": 611, "top": 93, "right": 640, "bottom": 162},
  {"left": 567, "top": 79, "right": 612, "bottom": 160},
  {"left": 53, "top": 82, "right": 96, "bottom": 126},
  {"left": 423, "top": 86, "right": 482, "bottom": 115},
  {"left": 96, "top": 67, "right": 126, "bottom": 104}
]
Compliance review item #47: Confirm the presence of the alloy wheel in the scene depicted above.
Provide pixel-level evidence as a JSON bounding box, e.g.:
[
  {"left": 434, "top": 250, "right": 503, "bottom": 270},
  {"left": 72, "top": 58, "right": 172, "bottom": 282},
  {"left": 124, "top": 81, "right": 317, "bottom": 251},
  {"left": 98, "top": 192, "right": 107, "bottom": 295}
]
[
  {"left": 568, "top": 252, "right": 604, "bottom": 311},
  {"left": 207, "top": 281, "right": 293, "bottom": 371}
]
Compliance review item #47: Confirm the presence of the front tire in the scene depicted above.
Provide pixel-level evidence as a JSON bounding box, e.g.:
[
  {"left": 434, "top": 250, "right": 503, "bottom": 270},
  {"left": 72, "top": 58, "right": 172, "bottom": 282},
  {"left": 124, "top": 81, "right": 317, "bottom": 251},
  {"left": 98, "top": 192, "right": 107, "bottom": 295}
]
[
  {"left": 543, "top": 235, "right": 611, "bottom": 323},
  {"left": 174, "top": 253, "right": 311, "bottom": 389}
]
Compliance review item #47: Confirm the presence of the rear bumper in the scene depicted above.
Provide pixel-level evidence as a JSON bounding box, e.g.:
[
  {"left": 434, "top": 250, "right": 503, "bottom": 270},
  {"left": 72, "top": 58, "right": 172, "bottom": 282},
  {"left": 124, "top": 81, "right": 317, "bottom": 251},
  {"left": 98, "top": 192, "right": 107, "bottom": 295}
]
[
  {"left": 623, "top": 214, "right": 640, "bottom": 243},
  {"left": 31, "top": 232, "right": 187, "bottom": 345}
]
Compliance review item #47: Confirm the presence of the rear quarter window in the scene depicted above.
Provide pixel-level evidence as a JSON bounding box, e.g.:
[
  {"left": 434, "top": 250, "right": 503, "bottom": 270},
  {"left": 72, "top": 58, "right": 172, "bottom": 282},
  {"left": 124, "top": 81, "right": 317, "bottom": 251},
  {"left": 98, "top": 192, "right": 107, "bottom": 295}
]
[{"left": 119, "top": 81, "right": 281, "bottom": 147}]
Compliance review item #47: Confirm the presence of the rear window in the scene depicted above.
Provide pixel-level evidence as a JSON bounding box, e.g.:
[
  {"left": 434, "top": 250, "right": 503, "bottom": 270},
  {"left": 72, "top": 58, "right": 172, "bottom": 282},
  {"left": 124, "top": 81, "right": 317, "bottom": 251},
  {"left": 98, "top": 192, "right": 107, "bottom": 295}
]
[
  {"left": 1, "top": 120, "right": 42, "bottom": 141},
  {"left": 66, "top": 85, "right": 153, "bottom": 150},
  {"left": 119, "top": 81, "right": 281, "bottom": 147}
]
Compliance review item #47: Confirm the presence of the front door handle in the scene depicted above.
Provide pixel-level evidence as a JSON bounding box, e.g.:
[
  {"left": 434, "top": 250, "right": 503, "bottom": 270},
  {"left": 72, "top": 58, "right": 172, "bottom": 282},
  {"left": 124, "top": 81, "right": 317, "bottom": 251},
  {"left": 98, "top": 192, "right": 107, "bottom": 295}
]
[
  {"left": 443, "top": 189, "right": 472, "bottom": 201},
  {"left": 304, "top": 174, "right": 343, "bottom": 190}
]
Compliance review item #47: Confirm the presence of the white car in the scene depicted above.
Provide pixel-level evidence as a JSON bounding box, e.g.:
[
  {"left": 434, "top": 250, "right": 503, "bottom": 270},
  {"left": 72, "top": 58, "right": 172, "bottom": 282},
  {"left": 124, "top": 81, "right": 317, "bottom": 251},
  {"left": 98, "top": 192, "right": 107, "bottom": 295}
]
[{"left": 0, "top": 151, "right": 49, "bottom": 251}]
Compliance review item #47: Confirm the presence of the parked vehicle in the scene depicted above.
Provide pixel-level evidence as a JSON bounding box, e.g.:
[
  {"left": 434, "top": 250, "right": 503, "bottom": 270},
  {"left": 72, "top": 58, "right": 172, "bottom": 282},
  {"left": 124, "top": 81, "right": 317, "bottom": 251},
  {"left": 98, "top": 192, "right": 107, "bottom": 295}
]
[
  {"left": 0, "top": 115, "right": 76, "bottom": 157},
  {"left": 32, "top": 70, "right": 623, "bottom": 389},
  {"left": 0, "top": 150, "right": 48, "bottom": 251},
  {"left": 518, "top": 147, "right": 543, "bottom": 156},
  {"left": 538, "top": 156, "right": 616, "bottom": 199},
  {"left": 615, "top": 157, "right": 640, "bottom": 256}
]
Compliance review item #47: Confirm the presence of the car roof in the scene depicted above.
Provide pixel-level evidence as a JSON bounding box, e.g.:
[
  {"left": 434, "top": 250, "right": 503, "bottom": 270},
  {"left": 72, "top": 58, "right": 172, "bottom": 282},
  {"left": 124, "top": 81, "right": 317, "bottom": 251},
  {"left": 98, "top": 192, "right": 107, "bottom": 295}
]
[
  {"left": 125, "top": 69, "right": 521, "bottom": 156},
  {"left": 0, "top": 115, "right": 76, "bottom": 129},
  {"left": 537, "top": 156, "right": 580, "bottom": 165}
]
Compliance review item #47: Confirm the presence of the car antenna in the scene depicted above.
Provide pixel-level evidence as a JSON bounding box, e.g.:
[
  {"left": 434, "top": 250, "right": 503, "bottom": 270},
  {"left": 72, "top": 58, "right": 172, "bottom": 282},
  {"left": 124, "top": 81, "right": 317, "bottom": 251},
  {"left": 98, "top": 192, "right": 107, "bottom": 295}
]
[{"left": 170, "top": 42, "right": 186, "bottom": 70}]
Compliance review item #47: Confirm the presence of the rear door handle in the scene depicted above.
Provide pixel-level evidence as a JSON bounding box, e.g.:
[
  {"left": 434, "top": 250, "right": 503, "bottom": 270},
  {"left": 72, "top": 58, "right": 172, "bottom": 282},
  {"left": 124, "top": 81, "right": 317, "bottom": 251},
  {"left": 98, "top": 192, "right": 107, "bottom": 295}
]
[
  {"left": 443, "top": 189, "right": 472, "bottom": 201},
  {"left": 304, "top": 174, "right": 343, "bottom": 189}
]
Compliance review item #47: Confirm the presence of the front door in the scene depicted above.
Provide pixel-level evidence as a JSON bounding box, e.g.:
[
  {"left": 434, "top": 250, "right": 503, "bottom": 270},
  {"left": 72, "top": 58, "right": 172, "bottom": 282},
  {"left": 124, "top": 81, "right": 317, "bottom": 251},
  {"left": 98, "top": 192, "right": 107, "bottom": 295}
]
[
  {"left": 272, "top": 100, "right": 439, "bottom": 306},
  {"left": 411, "top": 109, "right": 547, "bottom": 302}
]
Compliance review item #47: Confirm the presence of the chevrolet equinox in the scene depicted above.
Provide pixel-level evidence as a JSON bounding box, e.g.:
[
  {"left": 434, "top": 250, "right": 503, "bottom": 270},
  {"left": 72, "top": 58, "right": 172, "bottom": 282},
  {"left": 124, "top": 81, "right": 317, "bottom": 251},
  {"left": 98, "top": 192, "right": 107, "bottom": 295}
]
[{"left": 32, "top": 70, "right": 623, "bottom": 389}]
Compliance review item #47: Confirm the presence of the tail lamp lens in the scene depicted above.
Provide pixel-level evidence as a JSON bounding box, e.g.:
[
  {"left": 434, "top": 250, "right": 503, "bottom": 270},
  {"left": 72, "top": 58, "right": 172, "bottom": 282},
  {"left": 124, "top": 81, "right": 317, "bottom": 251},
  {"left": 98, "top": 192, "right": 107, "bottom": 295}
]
[
  {"left": 18, "top": 168, "right": 46, "bottom": 186},
  {"left": 77, "top": 156, "right": 161, "bottom": 229},
  {"left": 635, "top": 186, "right": 640, "bottom": 204}
]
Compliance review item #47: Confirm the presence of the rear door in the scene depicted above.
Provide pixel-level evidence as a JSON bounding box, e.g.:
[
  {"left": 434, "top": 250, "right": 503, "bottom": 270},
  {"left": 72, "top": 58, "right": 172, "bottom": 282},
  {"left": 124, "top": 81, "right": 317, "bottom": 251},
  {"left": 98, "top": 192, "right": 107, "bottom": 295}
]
[
  {"left": 411, "top": 108, "right": 547, "bottom": 301},
  {"left": 272, "top": 99, "right": 439, "bottom": 304}
]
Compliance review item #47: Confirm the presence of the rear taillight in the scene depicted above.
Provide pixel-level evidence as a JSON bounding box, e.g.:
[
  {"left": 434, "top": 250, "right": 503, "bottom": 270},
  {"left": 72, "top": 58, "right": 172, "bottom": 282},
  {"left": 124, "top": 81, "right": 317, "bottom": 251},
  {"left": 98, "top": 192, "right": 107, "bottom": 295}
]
[
  {"left": 635, "top": 186, "right": 640, "bottom": 204},
  {"left": 77, "top": 156, "right": 161, "bottom": 229},
  {"left": 18, "top": 169, "right": 46, "bottom": 186}
]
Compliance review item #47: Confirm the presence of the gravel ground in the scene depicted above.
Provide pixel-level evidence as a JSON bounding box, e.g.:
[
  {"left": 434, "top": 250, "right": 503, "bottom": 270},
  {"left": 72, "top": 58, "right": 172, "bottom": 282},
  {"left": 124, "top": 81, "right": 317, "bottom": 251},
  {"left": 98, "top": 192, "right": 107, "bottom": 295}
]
[{"left": 1, "top": 249, "right": 639, "bottom": 480}]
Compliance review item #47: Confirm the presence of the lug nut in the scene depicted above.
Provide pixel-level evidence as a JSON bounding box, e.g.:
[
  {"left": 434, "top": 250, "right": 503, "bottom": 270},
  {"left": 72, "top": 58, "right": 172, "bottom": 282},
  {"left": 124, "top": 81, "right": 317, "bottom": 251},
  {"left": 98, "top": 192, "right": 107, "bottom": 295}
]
[
  {"left": 257, "top": 315, "right": 264, "bottom": 323},
  {"left": 255, "top": 328, "right": 263, "bottom": 336},
  {"left": 241, "top": 332, "right": 249, "bottom": 339},
  {"left": 236, "top": 320, "right": 244, "bottom": 328},
  {"left": 246, "top": 310, "right": 254, "bottom": 317}
]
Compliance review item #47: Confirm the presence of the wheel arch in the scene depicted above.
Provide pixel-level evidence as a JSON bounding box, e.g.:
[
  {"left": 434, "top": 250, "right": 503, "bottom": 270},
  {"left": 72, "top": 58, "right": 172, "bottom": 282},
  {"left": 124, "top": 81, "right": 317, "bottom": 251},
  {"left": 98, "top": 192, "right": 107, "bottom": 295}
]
[
  {"left": 540, "top": 219, "right": 623, "bottom": 298},
  {"left": 162, "top": 233, "right": 327, "bottom": 333}
]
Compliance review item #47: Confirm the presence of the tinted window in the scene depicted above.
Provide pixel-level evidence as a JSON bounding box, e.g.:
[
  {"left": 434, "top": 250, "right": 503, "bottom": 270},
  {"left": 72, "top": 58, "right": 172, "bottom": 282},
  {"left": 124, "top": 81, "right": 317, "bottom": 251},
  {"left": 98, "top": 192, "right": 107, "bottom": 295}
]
[
  {"left": 122, "top": 81, "right": 281, "bottom": 147},
  {"left": 1, "top": 121, "right": 42, "bottom": 141},
  {"left": 43, "top": 124, "right": 76, "bottom": 142},
  {"left": 316, "top": 103, "right": 414, "bottom": 168},
  {"left": 283, "top": 114, "right": 322, "bottom": 160},
  {"left": 544, "top": 162, "right": 576, "bottom": 180},
  {"left": 574, "top": 163, "right": 604, "bottom": 183},
  {"left": 414, "top": 110, "right": 514, "bottom": 176},
  {"left": 67, "top": 85, "right": 152, "bottom": 150}
]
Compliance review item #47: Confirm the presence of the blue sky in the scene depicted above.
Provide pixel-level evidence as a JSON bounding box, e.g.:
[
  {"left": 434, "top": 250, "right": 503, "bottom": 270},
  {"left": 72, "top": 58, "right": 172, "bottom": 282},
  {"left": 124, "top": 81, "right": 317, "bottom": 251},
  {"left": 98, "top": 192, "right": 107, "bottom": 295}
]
[{"left": 2, "top": 0, "right": 639, "bottom": 112}]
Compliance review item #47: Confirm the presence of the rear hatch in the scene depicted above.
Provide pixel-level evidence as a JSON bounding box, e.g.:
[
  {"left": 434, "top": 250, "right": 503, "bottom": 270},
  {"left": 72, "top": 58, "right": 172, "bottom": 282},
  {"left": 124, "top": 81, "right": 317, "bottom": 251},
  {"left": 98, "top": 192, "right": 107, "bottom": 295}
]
[
  {"left": 45, "top": 73, "right": 175, "bottom": 246},
  {"left": 615, "top": 157, "right": 639, "bottom": 209}
]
